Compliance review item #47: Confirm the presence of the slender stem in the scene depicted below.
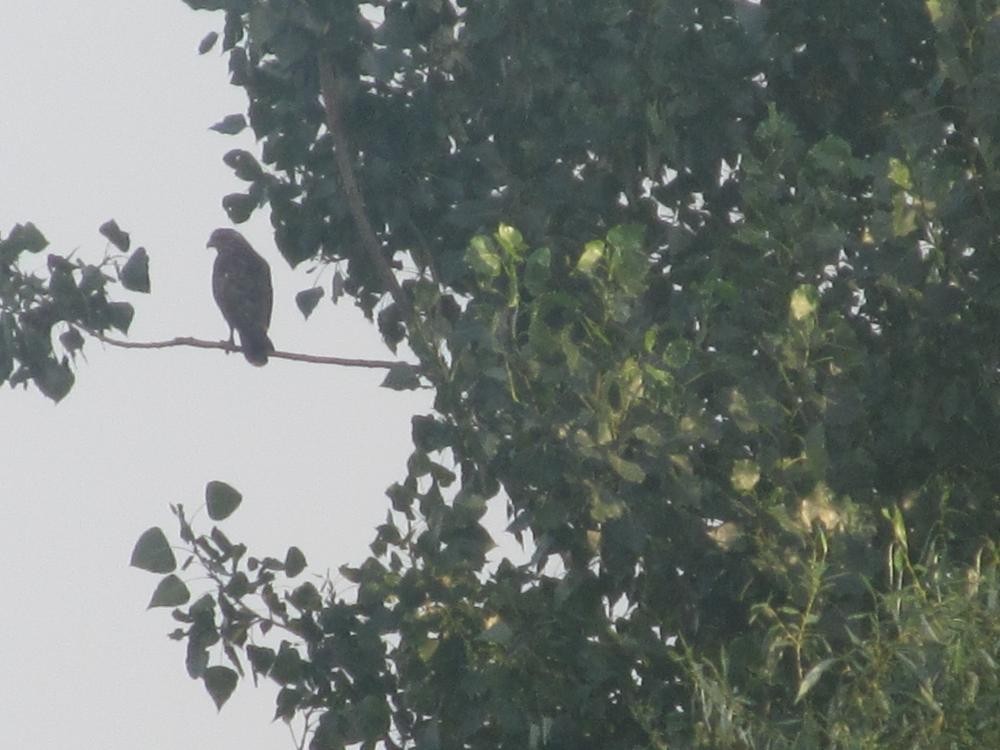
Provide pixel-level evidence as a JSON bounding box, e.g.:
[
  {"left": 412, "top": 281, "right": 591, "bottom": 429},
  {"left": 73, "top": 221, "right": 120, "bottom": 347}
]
[
  {"left": 82, "top": 327, "right": 405, "bottom": 370},
  {"left": 316, "top": 55, "right": 499, "bottom": 492},
  {"left": 317, "top": 56, "right": 410, "bottom": 317}
]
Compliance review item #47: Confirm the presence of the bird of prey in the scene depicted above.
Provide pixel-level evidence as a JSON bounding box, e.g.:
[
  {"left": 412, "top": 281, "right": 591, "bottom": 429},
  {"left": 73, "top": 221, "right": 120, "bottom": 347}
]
[{"left": 207, "top": 228, "right": 274, "bottom": 366}]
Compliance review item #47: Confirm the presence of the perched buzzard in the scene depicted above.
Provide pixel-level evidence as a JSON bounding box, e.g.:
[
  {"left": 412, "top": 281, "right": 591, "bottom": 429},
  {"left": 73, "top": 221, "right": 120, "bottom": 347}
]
[{"left": 207, "top": 228, "right": 274, "bottom": 366}]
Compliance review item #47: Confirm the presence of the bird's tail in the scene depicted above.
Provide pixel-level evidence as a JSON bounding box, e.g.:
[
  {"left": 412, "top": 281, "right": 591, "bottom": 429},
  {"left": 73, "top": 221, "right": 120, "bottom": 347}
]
[{"left": 239, "top": 329, "right": 275, "bottom": 366}]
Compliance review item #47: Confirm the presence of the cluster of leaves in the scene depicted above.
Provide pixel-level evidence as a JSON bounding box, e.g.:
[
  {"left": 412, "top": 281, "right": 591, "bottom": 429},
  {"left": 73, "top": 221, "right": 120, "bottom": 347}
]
[
  {"left": 0, "top": 220, "right": 148, "bottom": 400},
  {"left": 136, "top": 207, "right": 997, "bottom": 747},
  {"left": 131, "top": 482, "right": 315, "bottom": 713},
  {"left": 183, "top": 0, "right": 774, "bottom": 332},
  {"left": 683, "top": 538, "right": 1000, "bottom": 748}
]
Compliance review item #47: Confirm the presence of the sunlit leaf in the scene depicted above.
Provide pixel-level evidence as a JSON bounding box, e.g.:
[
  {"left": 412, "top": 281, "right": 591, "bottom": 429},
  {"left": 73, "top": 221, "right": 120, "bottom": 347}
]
[
  {"left": 576, "top": 241, "right": 605, "bottom": 274},
  {"left": 731, "top": 459, "right": 760, "bottom": 492},
  {"left": 795, "top": 658, "right": 837, "bottom": 703},
  {"left": 789, "top": 284, "right": 818, "bottom": 321},
  {"left": 495, "top": 223, "right": 526, "bottom": 259},
  {"left": 887, "top": 157, "right": 912, "bottom": 190},
  {"left": 466, "top": 235, "right": 501, "bottom": 279},
  {"left": 608, "top": 454, "right": 646, "bottom": 483}
]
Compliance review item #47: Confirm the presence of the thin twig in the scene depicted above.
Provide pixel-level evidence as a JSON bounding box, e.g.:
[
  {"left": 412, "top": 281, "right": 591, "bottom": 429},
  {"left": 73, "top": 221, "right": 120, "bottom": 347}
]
[
  {"left": 317, "top": 56, "right": 411, "bottom": 317},
  {"left": 84, "top": 328, "right": 406, "bottom": 369}
]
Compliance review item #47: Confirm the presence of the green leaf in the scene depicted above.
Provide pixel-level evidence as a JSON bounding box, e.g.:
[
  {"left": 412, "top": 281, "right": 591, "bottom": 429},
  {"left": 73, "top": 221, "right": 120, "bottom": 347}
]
[
  {"left": 270, "top": 642, "right": 303, "bottom": 685},
  {"left": 524, "top": 246, "right": 551, "bottom": 296},
  {"left": 466, "top": 235, "right": 502, "bottom": 280},
  {"left": 411, "top": 415, "right": 454, "bottom": 452},
  {"left": 495, "top": 223, "right": 526, "bottom": 259},
  {"left": 0, "top": 222, "right": 48, "bottom": 259},
  {"left": 887, "top": 157, "right": 912, "bottom": 190},
  {"left": 99, "top": 219, "right": 130, "bottom": 252},
  {"left": 295, "top": 287, "right": 323, "bottom": 319},
  {"left": 288, "top": 581, "right": 323, "bottom": 611},
  {"left": 663, "top": 339, "right": 692, "bottom": 368},
  {"left": 795, "top": 658, "right": 837, "bottom": 703},
  {"left": 632, "top": 424, "right": 665, "bottom": 446},
  {"left": 284, "top": 546, "right": 307, "bottom": 577},
  {"left": 804, "top": 423, "right": 828, "bottom": 480},
  {"left": 576, "top": 240, "right": 605, "bottom": 274},
  {"left": 606, "top": 224, "right": 644, "bottom": 255},
  {"left": 246, "top": 645, "right": 275, "bottom": 676},
  {"left": 882, "top": 505, "right": 909, "bottom": 546},
  {"left": 247, "top": 2, "right": 283, "bottom": 46},
  {"left": 106, "top": 301, "right": 134, "bottom": 334},
  {"left": 197, "top": 31, "right": 219, "bottom": 54},
  {"left": 35, "top": 357, "right": 75, "bottom": 402},
  {"left": 148, "top": 574, "right": 190, "bottom": 608},
  {"left": 222, "top": 149, "right": 264, "bottom": 181},
  {"left": 203, "top": 666, "right": 238, "bottom": 710},
  {"left": 355, "top": 695, "right": 391, "bottom": 740},
  {"left": 224, "top": 571, "right": 249, "bottom": 598},
  {"left": 331, "top": 271, "right": 345, "bottom": 303},
  {"left": 59, "top": 327, "right": 85, "bottom": 354},
  {"left": 807, "top": 135, "right": 855, "bottom": 174},
  {"left": 210, "top": 114, "right": 247, "bottom": 135},
  {"left": 608, "top": 454, "right": 646, "bottom": 483},
  {"left": 273, "top": 686, "right": 301, "bottom": 722},
  {"left": 891, "top": 193, "right": 918, "bottom": 237},
  {"left": 205, "top": 480, "right": 242, "bottom": 520},
  {"left": 130, "top": 527, "right": 177, "bottom": 573},
  {"left": 789, "top": 284, "right": 818, "bottom": 322},
  {"left": 119, "top": 247, "right": 150, "bottom": 293},
  {"left": 222, "top": 192, "right": 257, "bottom": 223},
  {"left": 381, "top": 363, "right": 421, "bottom": 390},
  {"left": 590, "top": 493, "right": 626, "bottom": 522},
  {"left": 728, "top": 389, "right": 758, "bottom": 433},
  {"left": 607, "top": 224, "right": 647, "bottom": 292},
  {"left": 708, "top": 521, "right": 744, "bottom": 551},
  {"left": 731, "top": 459, "right": 761, "bottom": 492}
]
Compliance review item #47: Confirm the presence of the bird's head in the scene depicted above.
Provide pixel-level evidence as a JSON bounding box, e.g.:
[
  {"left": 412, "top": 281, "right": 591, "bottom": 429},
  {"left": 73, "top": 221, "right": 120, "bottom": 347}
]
[{"left": 206, "top": 227, "right": 245, "bottom": 252}]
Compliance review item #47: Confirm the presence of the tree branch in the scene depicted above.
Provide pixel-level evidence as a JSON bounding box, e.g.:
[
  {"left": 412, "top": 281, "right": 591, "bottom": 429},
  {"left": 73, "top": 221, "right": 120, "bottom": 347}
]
[
  {"left": 83, "top": 328, "right": 405, "bottom": 369},
  {"left": 317, "top": 56, "right": 411, "bottom": 318}
]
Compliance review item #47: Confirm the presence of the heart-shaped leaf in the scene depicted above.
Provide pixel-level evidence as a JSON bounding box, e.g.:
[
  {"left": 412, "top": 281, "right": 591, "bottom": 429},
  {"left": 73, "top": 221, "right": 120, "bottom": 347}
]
[
  {"left": 130, "top": 527, "right": 176, "bottom": 573},
  {"left": 206, "top": 480, "right": 242, "bottom": 520}
]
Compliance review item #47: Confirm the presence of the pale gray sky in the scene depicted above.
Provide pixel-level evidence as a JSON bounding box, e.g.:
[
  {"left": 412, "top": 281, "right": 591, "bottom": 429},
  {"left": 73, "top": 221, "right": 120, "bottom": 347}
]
[{"left": 0, "top": 2, "right": 433, "bottom": 747}]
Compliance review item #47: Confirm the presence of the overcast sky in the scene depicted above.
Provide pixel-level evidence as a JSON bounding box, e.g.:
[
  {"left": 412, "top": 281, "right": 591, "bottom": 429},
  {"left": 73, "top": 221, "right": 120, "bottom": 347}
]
[{"left": 0, "top": 2, "right": 439, "bottom": 747}]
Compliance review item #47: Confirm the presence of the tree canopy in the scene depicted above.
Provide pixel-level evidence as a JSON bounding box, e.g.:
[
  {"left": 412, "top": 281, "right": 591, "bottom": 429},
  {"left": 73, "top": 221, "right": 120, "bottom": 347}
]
[{"left": 6, "top": 0, "right": 1000, "bottom": 748}]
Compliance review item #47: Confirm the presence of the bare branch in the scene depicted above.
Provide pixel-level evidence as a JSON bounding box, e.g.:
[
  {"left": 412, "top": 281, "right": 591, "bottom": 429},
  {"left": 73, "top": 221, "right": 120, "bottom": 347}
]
[
  {"left": 82, "top": 328, "right": 407, "bottom": 370},
  {"left": 317, "top": 56, "right": 411, "bottom": 318}
]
